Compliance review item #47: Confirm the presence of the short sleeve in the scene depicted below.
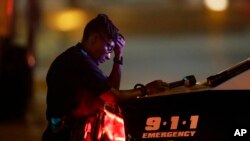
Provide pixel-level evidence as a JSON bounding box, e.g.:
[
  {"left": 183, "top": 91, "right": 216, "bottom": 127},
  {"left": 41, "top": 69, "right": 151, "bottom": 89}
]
[{"left": 66, "top": 49, "right": 112, "bottom": 96}]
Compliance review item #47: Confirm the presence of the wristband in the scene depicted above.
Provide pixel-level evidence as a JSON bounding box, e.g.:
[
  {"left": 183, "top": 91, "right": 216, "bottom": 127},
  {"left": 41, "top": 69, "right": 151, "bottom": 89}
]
[{"left": 113, "top": 56, "right": 123, "bottom": 65}]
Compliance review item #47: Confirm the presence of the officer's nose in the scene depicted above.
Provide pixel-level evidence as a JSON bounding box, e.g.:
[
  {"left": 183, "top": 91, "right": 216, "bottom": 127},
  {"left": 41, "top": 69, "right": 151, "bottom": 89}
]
[{"left": 106, "top": 53, "right": 111, "bottom": 60}]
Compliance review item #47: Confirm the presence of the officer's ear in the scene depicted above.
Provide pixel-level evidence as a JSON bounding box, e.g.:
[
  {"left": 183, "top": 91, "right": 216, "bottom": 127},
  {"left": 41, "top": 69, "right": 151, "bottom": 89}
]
[{"left": 89, "top": 32, "right": 99, "bottom": 44}]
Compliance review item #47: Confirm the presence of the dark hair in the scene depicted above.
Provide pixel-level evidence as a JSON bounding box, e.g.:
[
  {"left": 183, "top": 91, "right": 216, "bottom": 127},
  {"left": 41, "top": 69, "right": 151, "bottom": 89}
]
[{"left": 82, "top": 14, "right": 119, "bottom": 42}]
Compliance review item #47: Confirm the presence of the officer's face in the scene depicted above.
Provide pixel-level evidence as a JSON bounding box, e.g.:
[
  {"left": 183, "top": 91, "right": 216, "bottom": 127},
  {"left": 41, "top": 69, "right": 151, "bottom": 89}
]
[{"left": 95, "top": 34, "right": 115, "bottom": 65}]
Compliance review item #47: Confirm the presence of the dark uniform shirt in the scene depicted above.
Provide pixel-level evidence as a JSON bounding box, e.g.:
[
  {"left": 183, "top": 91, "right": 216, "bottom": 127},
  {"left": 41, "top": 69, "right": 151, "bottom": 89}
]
[{"left": 46, "top": 42, "right": 112, "bottom": 119}]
